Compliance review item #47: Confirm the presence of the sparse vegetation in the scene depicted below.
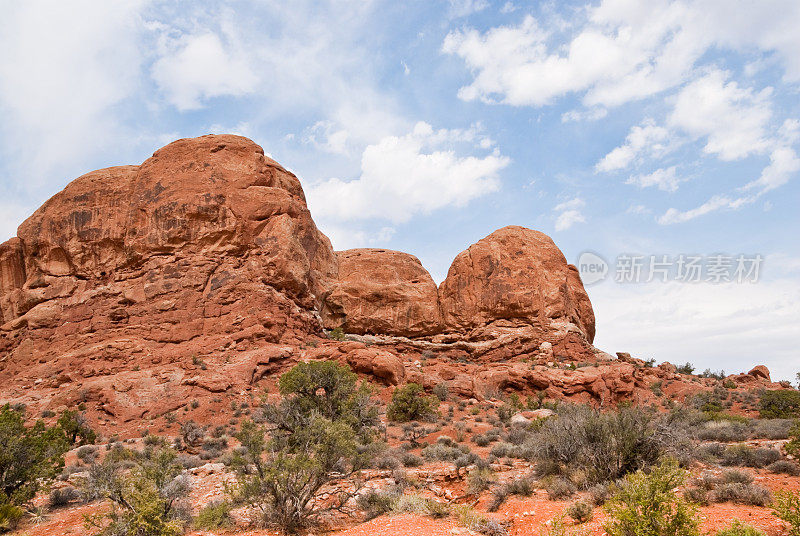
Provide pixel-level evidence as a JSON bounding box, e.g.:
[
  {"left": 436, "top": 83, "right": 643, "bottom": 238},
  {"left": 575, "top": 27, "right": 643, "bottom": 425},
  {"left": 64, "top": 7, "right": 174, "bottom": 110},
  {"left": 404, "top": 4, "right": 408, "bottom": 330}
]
[
  {"left": 603, "top": 459, "right": 699, "bottom": 536},
  {"left": 566, "top": 500, "right": 593, "bottom": 523},
  {"left": 759, "top": 390, "right": 800, "bottom": 419},
  {"left": 387, "top": 383, "right": 438, "bottom": 422},
  {"left": 715, "top": 520, "right": 767, "bottom": 536},
  {"left": 772, "top": 490, "right": 800, "bottom": 536}
]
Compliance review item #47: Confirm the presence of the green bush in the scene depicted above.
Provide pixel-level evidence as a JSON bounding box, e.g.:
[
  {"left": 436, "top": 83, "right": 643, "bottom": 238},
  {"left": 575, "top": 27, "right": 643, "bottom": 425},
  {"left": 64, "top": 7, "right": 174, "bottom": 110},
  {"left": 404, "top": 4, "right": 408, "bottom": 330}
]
[
  {"left": 772, "top": 491, "right": 800, "bottom": 536},
  {"left": 715, "top": 520, "right": 766, "bottom": 536},
  {"left": 229, "top": 361, "right": 379, "bottom": 532},
  {"left": 0, "top": 403, "right": 69, "bottom": 518},
  {"left": 84, "top": 443, "right": 190, "bottom": 536},
  {"left": 387, "top": 383, "right": 438, "bottom": 422},
  {"left": 57, "top": 409, "right": 96, "bottom": 446},
  {"left": 786, "top": 420, "right": 800, "bottom": 457},
  {"left": 759, "top": 390, "right": 800, "bottom": 419},
  {"left": 603, "top": 459, "right": 700, "bottom": 536},
  {"left": 195, "top": 501, "right": 232, "bottom": 530},
  {"left": 712, "top": 483, "right": 771, "bottom": 506},
  {"left": 0, "top": 504, "right": 22, "bottom": 532}
]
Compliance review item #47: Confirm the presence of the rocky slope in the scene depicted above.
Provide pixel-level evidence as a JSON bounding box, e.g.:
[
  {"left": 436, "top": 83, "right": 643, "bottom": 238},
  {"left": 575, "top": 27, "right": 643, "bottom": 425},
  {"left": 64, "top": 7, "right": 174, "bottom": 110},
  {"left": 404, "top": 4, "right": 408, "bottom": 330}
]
[{"left": 0, "top": 135, "right": 779, "bottom": 427}]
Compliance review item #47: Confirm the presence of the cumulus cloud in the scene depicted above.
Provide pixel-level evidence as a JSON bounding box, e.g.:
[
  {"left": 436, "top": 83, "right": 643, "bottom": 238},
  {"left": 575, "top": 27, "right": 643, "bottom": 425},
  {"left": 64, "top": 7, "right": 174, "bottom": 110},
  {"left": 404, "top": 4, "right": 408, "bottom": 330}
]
[
  {"left": 595, "top": 120, "right": 673, "bottom": 172},
  {"left": 152, "top": 32, "right": 258, "bottom": 110},
  {"left": 553, "top": 197, "right": 586, "bottom": 231},
  {"left": 443, "top": 0, "right": 800, "bottom": 109},
  {"left": 669, "top": 69, "right": 773, "bottom": 161},
  {"left": 741, "top": 147, "right": 800, "bottom": 193},
  {"left": 626, "top": 166, "right": 683, "bottom": 192},
  {"left": 307, "top": 122, "right": 509, "bottom": 224}
]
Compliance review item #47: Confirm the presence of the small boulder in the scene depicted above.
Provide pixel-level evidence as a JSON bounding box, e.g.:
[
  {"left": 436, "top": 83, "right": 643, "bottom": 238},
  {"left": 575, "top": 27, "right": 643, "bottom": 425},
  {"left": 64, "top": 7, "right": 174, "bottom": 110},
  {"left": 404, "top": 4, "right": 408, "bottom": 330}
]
[{"left": 345, "top": 348, "right": 405, "bottom": 385}]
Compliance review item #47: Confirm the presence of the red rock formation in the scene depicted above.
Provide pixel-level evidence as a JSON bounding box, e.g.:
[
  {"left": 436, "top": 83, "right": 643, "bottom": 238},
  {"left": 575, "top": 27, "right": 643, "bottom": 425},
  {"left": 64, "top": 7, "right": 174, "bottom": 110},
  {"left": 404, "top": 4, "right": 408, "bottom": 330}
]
[
  {"left": 321, "top": 248, "right": 442, "bottom": 337},
  {"left": 0, "top": 135, "right": 337, "bottom": 420},
  {"left": 439, "top": 226, "right": 595, "bottom": 342}
]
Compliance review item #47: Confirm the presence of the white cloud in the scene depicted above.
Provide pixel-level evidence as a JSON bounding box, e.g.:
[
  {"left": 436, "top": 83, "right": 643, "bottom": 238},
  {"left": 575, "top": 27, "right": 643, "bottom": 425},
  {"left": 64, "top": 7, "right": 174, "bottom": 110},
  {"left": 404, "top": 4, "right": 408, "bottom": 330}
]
[
  {"left": 553, "top": 197, "right": 586, "bottom": 231},
  {"left": 626, "top": 204, "right": 651, "bottom": 215},
  {"left": 657, "top": 194, "right": 746, "bottom": 224},
  {"left": 443, "top": 0, "right": 800, "bottom": 109},
  {"left": 561, "top": 107, "right": 608, "bottom": 123},
  {"left": 590, "top": 278, "right": 800, "bottom": 381},
  {"left": 307, "top": 122, "right": 509, "bottom": 224},
  {"left": 741, "top": 147, "right": 800, "bottom": 193},
  {"left": 595, "top": 120, "right": 672, "bottom": 172},
  {"left": 448, "top": 0, "right": 489, "bottom": 18},
  {"left": 669, "top": 69, "right": 772, "bottom": 161},
  {"left": 152, "top": 32, "right": 258, "bottom": 111},
  {"left": 626, "top": 166, "right": 683, "bottom": 192}
]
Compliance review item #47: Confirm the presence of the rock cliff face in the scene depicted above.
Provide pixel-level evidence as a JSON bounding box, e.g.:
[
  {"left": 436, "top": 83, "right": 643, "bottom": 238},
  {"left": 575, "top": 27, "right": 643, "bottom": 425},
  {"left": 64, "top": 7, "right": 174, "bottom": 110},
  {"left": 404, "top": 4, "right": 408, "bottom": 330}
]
[
  {"left": 321, "top": 248, "right": 443, "bottom": 337},
  {"left": 2, "top": 133, "right": 718, "bottom": 426}
]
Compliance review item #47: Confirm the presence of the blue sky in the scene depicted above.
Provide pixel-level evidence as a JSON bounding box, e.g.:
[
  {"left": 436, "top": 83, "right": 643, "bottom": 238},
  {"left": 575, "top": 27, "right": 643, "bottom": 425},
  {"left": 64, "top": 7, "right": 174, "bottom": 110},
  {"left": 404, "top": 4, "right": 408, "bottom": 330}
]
[{"left": 1, "top": 0, "right": 798, "bottom": 380}]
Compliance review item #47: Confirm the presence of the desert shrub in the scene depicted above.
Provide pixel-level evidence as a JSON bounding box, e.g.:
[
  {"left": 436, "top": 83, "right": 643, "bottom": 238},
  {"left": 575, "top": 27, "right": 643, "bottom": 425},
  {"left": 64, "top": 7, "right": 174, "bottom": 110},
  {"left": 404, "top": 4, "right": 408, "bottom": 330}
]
[
  {"left": 684, "top": 487, "right": 709, "bottom": 506},
  {"left": 588, "top": 482, "right": 613, "bottom": 506},
  {"left": 772, "top": 490, "right": 800, "bottom": 536},
  {"left": 195, "top": 501, "right": 232, "bottom": 530},
  {"left": 0, "top": 504, "right": 23, "bottom": 532},
  {"left": 455, "top": 452, "right": 481, "bottom": 469},
  {"left": 697, "top": 442, "right": 726, "bottom": 460},
  {"left": 177, "top": 454, "right": 203, "bottom": 469},
  {"left": 751, "top": 418, "right": 793, "bottom": 439},
  {"left": 768, "top": 460, "right": 800, "bottom": 476},
  {"left": 0, "top": 404, "right": 69, "bottom": 518},
  {"left": 180, "top": 420, "right": 206, "bottom": 448},
  {"left": 603, "top": 459, "right": 699, "bottom": 536},
  {"left": 392, "top": 493, "right": 449, "bottom": 518},
  {"left": 83, "top": 443, "right": 190, "bottom": 536},
  {"left": 786, "top": 421, "right": 800, "bottom": 457},
  {"left": 676, "top": 363, "right": 695, "bottom": 375},
  {"left": 759, "top": 390, "right": 800, "bottom": 419},
  {"left": 467, "top": 467, "right": 496, "bottom": 494},
  {"left": 357, "top": 489, "right": 397, "bottom": 519},
  {"left": 433, "top": 383, "right": 450, "bottom": 402},
  {"left": 546, "top": 477, "right": 576, "bottom": 500},
  {"left": 721, "top": 469, "right": 753, "bottom": 485},
  {"left": 57, "top": 409, "right": 96, "bottom": 446},
  {"left": 48, "top": 486, "right": 81, "bottom": 508},
  {"left": 698, "top": 421, "right": 749, "bottom": 442},
  {"left": 566, "top": 500, "right": 593, "bottom": 523},
  {"left": 524, "top": 404, "right": 689, "bottom": 485},
  {"left": 490, "top": 442, "right": 513, "bottom": 458},
  {"left": 328, "top": 326, "right": 346, "bottom": 341},
  {"left": 77, "top": 444, "right": 99, "bottom": 464},
  {"left": 421, "top": 442, "right": 464, "bottom": 462},
  {"left": 721, "top": 445, "right": 781, "bottom": 468},
  {"left": 399, "top": 451, "right": 423, "bottom": 467},
  {"left": 503, "top": 427, "right": 528, "bottom": 446},
  {"left": 715, "top": 520, "right": 767, "bottom": 536},
  {"left": 712, "top": 483, "right": 771, "bottom": 506},
  {"left": 228, "top": 361, "right": 379, "bottom": 533},
  {"left": 387, "top": 384, "right": 438, "bottom": 422},
  {"left": 487, "top": 475, "right": 535, "bottom": 511},
  {"left": 453, "top": 505, "right": 508, "bottom": 536}
]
